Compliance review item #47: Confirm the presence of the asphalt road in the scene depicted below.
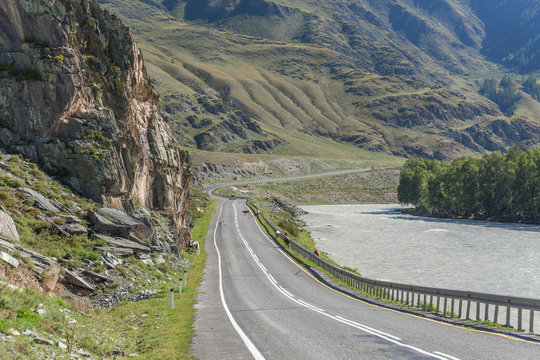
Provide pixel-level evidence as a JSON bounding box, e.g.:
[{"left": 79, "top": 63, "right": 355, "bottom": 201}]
[{"left": 192, "top": 200, "right": 540, "bottom": 359}]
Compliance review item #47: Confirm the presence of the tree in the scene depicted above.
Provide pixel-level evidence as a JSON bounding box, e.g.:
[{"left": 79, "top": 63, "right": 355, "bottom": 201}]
[{"left": 397, "top": 147, "right": 539, "bottom": 223}]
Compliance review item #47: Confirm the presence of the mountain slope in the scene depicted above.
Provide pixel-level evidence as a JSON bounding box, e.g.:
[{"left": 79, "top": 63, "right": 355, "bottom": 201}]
[
  {"left": 470, "top": 0, "right": 540, "bottom": 73},
  {"left": 99, "top": 0, "right": 540, "bottom": 159}
]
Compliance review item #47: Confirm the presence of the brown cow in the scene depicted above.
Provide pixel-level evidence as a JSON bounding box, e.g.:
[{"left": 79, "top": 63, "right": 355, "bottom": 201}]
[
  {"left": 242, "top": 210, "right": 250, "bottom": 215},
  {"left": 314, "top": 249, "right": 321, "bottom": 257},
  {"left": 283, "top": 236, "right": 290, "bottom": 248}
]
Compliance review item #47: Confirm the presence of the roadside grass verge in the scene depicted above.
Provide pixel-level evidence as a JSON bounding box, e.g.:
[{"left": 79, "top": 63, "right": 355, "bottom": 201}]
[
  {"left": 0, "top": 198, "right": 218, "bottom": 359},
  {"left": 120, "top": 198, "right": 217, "bottom": 359}
]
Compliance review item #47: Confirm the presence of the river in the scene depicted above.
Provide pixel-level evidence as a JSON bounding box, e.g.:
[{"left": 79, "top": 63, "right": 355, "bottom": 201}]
[{"left": 300, "top": 204, "right": 540, "bottom": 299}]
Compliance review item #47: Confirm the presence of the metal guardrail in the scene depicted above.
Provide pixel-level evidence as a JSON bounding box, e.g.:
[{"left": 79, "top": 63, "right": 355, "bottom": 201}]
[{"left": 246, "top": 200, "right": 540, "bottom": 334}]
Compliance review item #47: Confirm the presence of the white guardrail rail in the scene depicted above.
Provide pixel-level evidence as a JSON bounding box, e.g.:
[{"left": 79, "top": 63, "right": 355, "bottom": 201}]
[{"left": 209, "top": 181, "right": 540, "bottom": 335}]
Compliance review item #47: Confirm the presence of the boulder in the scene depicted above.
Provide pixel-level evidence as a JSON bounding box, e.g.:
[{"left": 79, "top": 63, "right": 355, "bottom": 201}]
[
  {"left": 137, "top": 253, "right": 154, "bottom": 265},
  {"left": 41, "top": 263, "right": 61, "bottom": 293},
  {"left": 63, "top": 269, "right": 96, "bottom": 291},
  {"left": 0, "top": 205, "right": 19, "bottom": 241},
  {"left": 93, "top": 234, "right": 150, "bottom": 252},
  {"left": 18, "top": 188, "right": 59, "bottom": 213},
  {"left": 0, "top": 251, "right": 19, "bottom": 268},
  {"left": 95, "top": 246, "right": 134, "bottom": 257},
  {"left": 88, "top": 210, "right": 131, "bottom": 238},
  {"left": 53, "top": 215, "right": 82, "bottom": 223},
  {"left": 97, "top": 208, "right": 153, "bottom": 240},
  {"left": 52, "top": 199, "right": 71, "bottom": 213},
  {"left": 61, "top": 223, "right": 88, "bottom": 235},
  {"left": 34, "top": 336, "right": 54, "bottom": 346},
  {"left": 101, "top": 252, "right": 122, "bottom": 268},
  {"left": 82, "top": 269, "right": 111, "bottom": 283}
]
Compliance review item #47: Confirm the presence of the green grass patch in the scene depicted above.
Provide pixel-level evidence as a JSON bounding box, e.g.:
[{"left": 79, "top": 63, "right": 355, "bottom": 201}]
[{"left": 111, "top": 198, "right": 217, "bottom": 359}]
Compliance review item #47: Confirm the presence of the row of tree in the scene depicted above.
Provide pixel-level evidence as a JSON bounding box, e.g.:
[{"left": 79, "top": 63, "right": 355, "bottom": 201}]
[{"left": 398, "top": 147, "right": 539, "bottom": 223}]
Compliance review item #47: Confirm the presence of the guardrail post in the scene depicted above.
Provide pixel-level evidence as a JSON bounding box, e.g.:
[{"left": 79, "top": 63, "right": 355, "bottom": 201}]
[
  {"left": 406, "top": 291, "right": 409, "bottom": 305},
  {"left": 436, "top": 296, "right": 441, "bottom": 315},
  {"left": 494, "top": 305, "right": 499, "bottom": 324},
  {"left": 476, "top": 302, "right": 481, "bottom": 320},
  {"left": 450, "top": 298, "right": 455, "bottom": 318},
  {"left": 443, "top": 297, "right": 448, "bottom": 318},
  {"left": 184, "top": 270, "right": 187, "bottom": 287},
  {"left": 170, "top": 288, "right": 174, "bottom": 309},
  {"left": 423, "top": 294, "right": 427, "bottom": 311},
  {"left": 429, "top": 295, "right": 433, "bottom": 311},
  {"left": 506, "top": 306, "right": 511, "bottom": 327},
  {"left": 484, "top": 303, "right": 489, "bottom": 321},
  {"left": 179, "top": 278, "right": 182, "bottom": 294},
  {"left": 530, "top": 310, "right": 534, "bottom": 333},
  {"left": 466, "top": 300, "right": 471, "bottom": 319},
  {"left": 458, "top": 299, "right": 463, "bottom": 319},
  {"left": 518, "top": 308, "right": 523, "bottom": 331}
]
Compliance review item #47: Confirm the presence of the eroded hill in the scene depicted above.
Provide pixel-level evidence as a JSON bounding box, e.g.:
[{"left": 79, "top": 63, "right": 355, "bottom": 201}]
[{"left": 99, "top": 0, "right": 540, "bottom": 159}]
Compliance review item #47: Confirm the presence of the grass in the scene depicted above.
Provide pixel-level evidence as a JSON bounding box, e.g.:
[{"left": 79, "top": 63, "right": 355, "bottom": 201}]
[
  {"left": 115, "top": 198, "right": 217, "bottom": 359},
  {"left": 0, "top": 195, "right": 218, "bottom": 359},
  {"left": 0, "top": 153, "right": 101, "bottom": 265}
]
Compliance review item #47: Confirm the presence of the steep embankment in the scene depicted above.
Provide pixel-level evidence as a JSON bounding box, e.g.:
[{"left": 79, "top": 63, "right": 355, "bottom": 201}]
[{"left": 0, "top": 0, "right": 190, "bottom": 239}]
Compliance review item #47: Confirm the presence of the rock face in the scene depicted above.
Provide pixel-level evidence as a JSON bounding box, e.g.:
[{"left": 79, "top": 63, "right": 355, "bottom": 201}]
[
  {"left": 0, "top": 0, "right": 190, "bottom": 241},
  {"left": 0, "top": 205, "right": 19, "bottom": 241}
]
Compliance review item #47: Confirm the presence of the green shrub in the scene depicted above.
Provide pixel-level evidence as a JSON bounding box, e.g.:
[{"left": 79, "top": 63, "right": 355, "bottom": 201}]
[
  {"left": 114, "top": 79, "right": 125, "bottom": 93},
  {"left": 17, "top": 308, "right": 40, "bottom": 323},
  {"left": 277, "top": 219, "right": 299, "bottom": 237},
  {"left": 0, "top": 319, "right": 10, "bottom": 334},
  {"left": 111, "top": 63, "right": 121, "bottom": 74}
]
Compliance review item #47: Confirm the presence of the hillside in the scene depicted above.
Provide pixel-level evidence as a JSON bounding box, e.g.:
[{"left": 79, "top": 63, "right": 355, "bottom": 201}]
[
  {"left": 469, "top": 0, "right": 540, "bottom": 73},
  {"left": 99, "top": 0, "right": 540, "bottom": 160}
]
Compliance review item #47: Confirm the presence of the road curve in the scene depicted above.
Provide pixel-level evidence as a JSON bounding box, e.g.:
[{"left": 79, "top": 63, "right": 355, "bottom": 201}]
[
  {"left": 192, "top": 199, "right": 540, "bottom": 359},
  {"left": 203, "top": 168, "right": 372, "bottom": 196}
]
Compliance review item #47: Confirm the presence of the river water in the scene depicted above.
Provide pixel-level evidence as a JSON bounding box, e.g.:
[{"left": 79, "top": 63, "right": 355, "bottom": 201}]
[{"left": 300, "top": 204, "right": 540, "bottom": 299}]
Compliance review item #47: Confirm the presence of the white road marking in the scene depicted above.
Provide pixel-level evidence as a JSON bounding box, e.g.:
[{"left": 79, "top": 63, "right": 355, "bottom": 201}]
[
  {"left": 213, "top": 202, "right": 265, "bottom": 360},
  {"left": 297, "top": 299, "right": 326, "bottom": 313},
  {"left": 335, "top": 316, "right": 401, "bottom": 340},
  {"left": 237, "top": 203, "right": 453, "bottom": 360},
  {"left": 433, "top": 351, "right": 462, "bottom": 360},
  {"left": 279, "top": 286, "right": 294, "bottom": 298},
  {"left": 268, "top": 273, "right": 277, "bottom": 285}
]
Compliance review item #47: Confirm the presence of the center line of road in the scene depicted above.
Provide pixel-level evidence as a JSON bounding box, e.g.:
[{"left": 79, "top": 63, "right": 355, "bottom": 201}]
[
  {"left": 232, "top": 202, "right": 454, "bottom": 360},
  {"left": 214, "top": 202, "right": 265, "bottom": 360}
]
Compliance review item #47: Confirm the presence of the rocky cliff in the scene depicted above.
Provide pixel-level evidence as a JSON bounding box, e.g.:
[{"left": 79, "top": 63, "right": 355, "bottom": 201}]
[{"left": 0, "top": 0, "right": 190, "bottom": 240}]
